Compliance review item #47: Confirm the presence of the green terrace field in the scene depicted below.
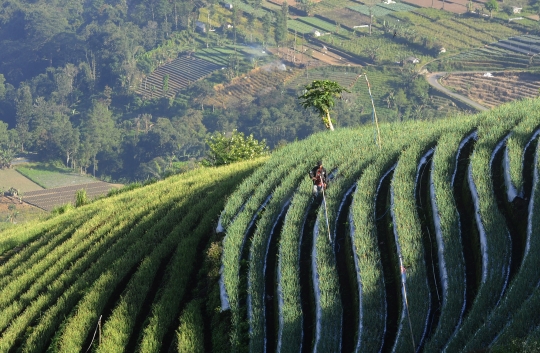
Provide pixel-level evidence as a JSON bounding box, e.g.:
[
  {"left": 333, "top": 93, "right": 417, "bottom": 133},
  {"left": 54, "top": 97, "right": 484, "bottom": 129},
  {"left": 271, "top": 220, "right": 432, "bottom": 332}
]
[
  {"left": 428, "top": 35, "right": 540, "bottom": 71},
  {"left": 15, "top": 165, "right": 98, "bottom": 189},
  {"left": 3, "top": 98, "right": 540, "bottom": 352}
]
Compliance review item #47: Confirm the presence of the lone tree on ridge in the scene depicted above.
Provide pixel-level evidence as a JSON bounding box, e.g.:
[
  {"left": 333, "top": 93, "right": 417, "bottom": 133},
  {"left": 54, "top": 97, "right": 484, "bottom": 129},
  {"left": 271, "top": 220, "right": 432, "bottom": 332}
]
[{"left": 298, "top": 80, "right": 350, "bottom": 131}]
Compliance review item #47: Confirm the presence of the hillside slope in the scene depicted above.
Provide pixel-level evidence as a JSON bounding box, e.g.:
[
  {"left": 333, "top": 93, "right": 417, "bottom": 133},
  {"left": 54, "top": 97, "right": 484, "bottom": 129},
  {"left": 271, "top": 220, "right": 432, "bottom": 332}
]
[{"left": 2, "top": 98, "right": 540, "bottom": 352}]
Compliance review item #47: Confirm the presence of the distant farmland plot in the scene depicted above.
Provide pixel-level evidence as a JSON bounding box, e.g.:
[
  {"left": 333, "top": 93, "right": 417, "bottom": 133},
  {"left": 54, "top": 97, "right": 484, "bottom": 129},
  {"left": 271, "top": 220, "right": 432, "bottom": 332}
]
[
  {"left": 288, "top": 20, "right": 316, "bottom": 34},
  {"left": 429, "top": 35, "right": 540, "bottom": 71},
  {"left": 23, "top": 182, "right": 122, "bottom": 211},
  {"left": 402, "top": 0, "right": 466, "bottom": 13},
  {"left": 322, "top": 8, "right": 370, "bottom": 28},
  {"left": 440, "top": 72, "right": 540, "bottom": 109},
  {"left": 0, "top": 169, "right": 42, "bottom": 193},
  {"left": 205, "top": 65, "right": 297, "bottom": 107},
  {"left": 16, "top": 167, "right": 99, "bottom": 189},
  {"left": 286, "top": 68, "right": 361, "bottom": 91},
  {"left": 136, "top": 55, "right": 222, "bottom": 98}
]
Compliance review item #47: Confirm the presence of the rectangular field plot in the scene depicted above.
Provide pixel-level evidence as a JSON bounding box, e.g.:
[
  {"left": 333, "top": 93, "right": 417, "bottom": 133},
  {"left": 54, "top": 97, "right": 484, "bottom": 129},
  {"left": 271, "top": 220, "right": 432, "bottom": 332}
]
[
  {"left": 0, "top": 169, "right": 43, "bottom": 193},
  {"left": 297, "top": 17, "right": 346, "bottom": 33},
  {"left": 288, "top": 20, "right": 316, "bottom": 34},
  {"left": 23, "top": 182, "right": 122, "bottom": 211},
  {"left": 401, "top": 0, "right": 467, "bottom": 13},
  {"left": 16, "top": 166, "right": 100, "bottom": 189},
  {"left": 136, "top": 55, "right": 222, "bottom": 98},
  {"left": 348, "top": 4, "right": 393, "bottom": 16},
  {"left": 377, "top": 2, "right": 417, "bottom": 12},
  {"left": 322, "top": 8, "right": 370, "bottom": 28}
]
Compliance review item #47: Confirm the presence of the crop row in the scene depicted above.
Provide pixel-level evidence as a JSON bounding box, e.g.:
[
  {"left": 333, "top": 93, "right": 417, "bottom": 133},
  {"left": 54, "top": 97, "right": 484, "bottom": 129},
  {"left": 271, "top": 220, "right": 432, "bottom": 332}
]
[
  {"left": 311, "top": 137, "right": 380, "bottom": 352},
  {"left": 390, "top": 139, "right": 438, "bottom": 352},
  {"left": 422, "top": 129, "right": 475, "bottom": 352},
  {"left": 0, "top": 207, "right": 147, "bottom": 338},
  {"left": 505, "top": 116, "right": 540, "bottom": 199},
  {"left": 52, "top": 162, "right": 262, "bottom": 352},
  {"left": 221, "top": 137, "right": 329, "bottom": 351}
]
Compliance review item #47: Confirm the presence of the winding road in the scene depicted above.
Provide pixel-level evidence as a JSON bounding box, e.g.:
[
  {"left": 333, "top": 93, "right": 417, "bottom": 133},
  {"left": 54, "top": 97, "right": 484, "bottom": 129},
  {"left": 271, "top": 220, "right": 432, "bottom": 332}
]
[{"left": 426, "top": 72, "right": 490, "bottom": 112}]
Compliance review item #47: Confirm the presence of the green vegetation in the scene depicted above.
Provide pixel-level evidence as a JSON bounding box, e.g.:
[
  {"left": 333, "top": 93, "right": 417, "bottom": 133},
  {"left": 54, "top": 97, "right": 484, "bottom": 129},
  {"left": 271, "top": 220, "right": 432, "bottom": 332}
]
[
  {"left": 0, "top": 158, "right": 263, "bottom": 352},
  {"left": 5, "top": 0, "right": 540, "bottom": 350},
  {"left": 16, "top": 164, "right": 96, "bottom": 189},
  {"left": 203, "top": 130, "right": 269, "bottom": 166},
  {"left": 1, "top": 98, "right": 540, "bottom": 352},
  {"left": 219, "top": 97, "right": 540, "bottom": 353}
]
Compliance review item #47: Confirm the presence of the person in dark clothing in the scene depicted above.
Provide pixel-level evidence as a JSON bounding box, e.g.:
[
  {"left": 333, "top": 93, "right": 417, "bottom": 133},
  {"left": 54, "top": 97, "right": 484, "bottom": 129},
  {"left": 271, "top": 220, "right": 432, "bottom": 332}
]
[{"left": 309, "top": 160, "right": 327, "bottom": 197}]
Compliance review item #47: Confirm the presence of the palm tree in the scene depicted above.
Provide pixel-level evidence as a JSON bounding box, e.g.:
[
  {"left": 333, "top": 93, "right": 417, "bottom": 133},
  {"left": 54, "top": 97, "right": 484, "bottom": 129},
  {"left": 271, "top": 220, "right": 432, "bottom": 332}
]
[{"left": 298, "top": 80, "right": 350, "bottom": 131}]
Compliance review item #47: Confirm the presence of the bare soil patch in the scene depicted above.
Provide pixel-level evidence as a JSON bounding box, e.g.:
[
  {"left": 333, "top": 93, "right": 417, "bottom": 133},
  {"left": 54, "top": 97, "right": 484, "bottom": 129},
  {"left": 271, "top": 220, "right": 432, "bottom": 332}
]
[
  {"left": 0, "top": 169, "right": 43, "bottom": 193},
  {"left": 402, "top": 0, "right": 468, "bottom": 13},
  {"left": 323, "top": 8, "right": 370, "bottom": 28}
]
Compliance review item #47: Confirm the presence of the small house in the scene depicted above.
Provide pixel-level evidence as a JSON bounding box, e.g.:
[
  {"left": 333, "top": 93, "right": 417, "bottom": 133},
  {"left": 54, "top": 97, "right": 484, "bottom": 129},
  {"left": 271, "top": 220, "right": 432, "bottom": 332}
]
[
  {"left": 195, "top": 21, "right": 206, "bottom": 33},
  {"left": 512, "top": 6, "right": 522, "bottom": 13},
  {"left": 439, "top": 47, "right": 446, "bottom": 54},
  {"left": 224, "top": 3, "right": 233, "bottom": 9},
  {"left": 312, "top": 30, "right": 322, "bottom": 37},
  {"left": 404, "top": 56, "right": 420, "bottom": 64}
]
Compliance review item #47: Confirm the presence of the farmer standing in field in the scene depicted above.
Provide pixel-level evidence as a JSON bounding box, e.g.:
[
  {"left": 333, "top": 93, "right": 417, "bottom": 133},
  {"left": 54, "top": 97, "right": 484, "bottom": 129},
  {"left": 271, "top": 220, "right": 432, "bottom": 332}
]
[{"left": 309, "top": 160, "right": 328, "bottom": 197}]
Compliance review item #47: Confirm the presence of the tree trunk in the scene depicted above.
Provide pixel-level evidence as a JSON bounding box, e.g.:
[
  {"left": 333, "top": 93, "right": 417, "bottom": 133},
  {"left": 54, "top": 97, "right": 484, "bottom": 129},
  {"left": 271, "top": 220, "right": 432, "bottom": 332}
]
[
  {"left": 324, "top": 110, "right": 335, "bottom": 131},
  {"left": 93, "top": 154, "right": 97, "bottom": 178}
]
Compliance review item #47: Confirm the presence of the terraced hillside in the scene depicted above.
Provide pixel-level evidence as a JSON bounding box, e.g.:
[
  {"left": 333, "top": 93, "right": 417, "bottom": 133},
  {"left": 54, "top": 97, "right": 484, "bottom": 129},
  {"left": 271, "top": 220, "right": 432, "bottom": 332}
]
[
  {"left": 219, "top": 98, "right": 540, "bottom": 353},
  {"left": 2, "top": 98, "right": 540, "bottom": 352},
  {"left": 204, "top": 66, "right": 298, "bottom": 108},
  {"left": 430, "top": 35, "right": 540, "bottom": 71},
  {"left": 440, "top": 71, "right": 540, "bottom": 109},
  {"left": 136, "top": 55, "right": 222, "bottom": 99}
]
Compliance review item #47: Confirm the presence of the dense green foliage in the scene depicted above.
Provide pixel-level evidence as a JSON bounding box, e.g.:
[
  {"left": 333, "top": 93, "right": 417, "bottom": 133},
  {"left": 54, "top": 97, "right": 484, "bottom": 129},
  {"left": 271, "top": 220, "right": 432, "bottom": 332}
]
[{"left": 203, "top": 130, "right": 269, "bottom": 166}]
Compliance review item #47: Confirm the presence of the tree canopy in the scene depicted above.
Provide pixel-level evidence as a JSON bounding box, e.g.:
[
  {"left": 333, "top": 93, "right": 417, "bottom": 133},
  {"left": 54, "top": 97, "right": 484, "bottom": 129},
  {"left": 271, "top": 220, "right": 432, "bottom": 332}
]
[
  {"left": 298, "top": 80, "right": 351, "bottom": 131},
  {"left": 203, "top": 130, "right": 269, "bottom": 166}
]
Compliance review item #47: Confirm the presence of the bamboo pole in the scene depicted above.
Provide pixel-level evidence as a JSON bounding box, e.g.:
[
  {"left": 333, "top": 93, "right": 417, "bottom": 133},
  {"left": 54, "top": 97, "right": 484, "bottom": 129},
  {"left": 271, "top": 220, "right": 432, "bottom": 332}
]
[{"left": 364, "top": 74, "right": 382, "bottom": 149}]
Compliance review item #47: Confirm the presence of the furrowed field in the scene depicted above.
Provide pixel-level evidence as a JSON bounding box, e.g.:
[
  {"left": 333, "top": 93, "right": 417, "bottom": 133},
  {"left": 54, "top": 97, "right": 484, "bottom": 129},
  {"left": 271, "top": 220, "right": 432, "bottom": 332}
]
[{"left": 2, "top": 98, "right": 540, "bottom": 352}]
